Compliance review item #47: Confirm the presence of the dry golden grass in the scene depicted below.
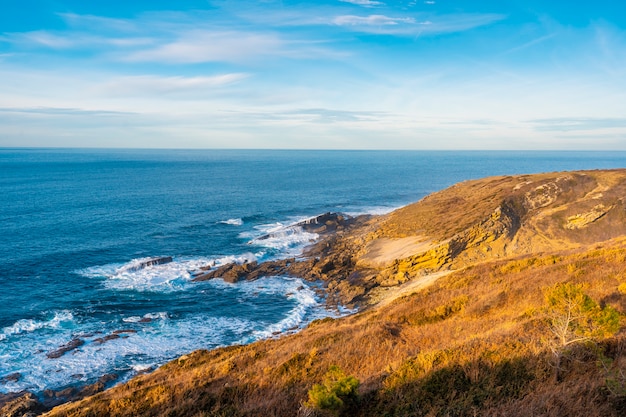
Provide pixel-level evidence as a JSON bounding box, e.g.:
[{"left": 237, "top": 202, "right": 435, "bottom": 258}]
[
  {"left": 43, "top": 170, "right": 626, "bottom": 417},
  {"left": 45, "top": 238, "right": 626, "bottom": 417}
]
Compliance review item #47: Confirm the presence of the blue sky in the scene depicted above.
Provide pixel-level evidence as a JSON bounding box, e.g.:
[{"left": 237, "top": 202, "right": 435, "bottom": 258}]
[{"left": 1, "top": 0, "right": 625, "bottom": 149}]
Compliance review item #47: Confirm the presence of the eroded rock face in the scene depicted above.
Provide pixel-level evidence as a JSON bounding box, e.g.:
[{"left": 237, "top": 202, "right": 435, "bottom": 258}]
[
  {"left": 254, "top": 213, "right": 355, "bottom": 241},
  {"left": 0, "top": 392, "right": 44, "bottom": 417},
  {"left": 41, "top": 373, "right": 119, "bottom": 409},
  {"left": 198, "top": 171, "right": 626, "bottom": 307}
]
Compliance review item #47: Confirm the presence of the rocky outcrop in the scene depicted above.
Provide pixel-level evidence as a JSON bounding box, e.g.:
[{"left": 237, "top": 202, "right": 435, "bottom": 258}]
[
  {"left": 46, "top": 339, "right": 84, "bottom": 359},
  {"left": 194, "top": 170, "right": 626, "bottom": 307},
  {"left": 0, "top": 392, "right": 44, "bottom": 417},
  {"left": 92, "top": 330, "right": 137, "bottom": 345},
  {"left": 123, "top": 256, "right": 173, "bottom": 273},
  {"left": 254, "top": 213, "right": 358, "bottom": 241},
  {"left": 41, "top": 374, "right": 119, "bottom": 409}
]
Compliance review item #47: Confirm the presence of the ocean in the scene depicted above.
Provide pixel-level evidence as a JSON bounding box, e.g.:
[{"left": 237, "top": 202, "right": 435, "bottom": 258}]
[{"left": 1, "top": 148, "right": 624, "bottom": 395}]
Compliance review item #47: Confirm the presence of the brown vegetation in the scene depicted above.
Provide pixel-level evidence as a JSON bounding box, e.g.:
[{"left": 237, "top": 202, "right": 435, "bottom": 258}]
[{"left": 38, "top": 169, "right": 626, "bottom": 416}]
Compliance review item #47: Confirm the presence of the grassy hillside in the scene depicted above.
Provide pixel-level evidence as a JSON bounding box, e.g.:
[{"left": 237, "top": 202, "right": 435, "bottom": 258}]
[{"left": 22, "top": 170, "right": 626, "bottom": 416}]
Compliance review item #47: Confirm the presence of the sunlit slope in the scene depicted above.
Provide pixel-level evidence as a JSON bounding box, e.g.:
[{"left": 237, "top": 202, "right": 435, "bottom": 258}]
[
  {"left": 41, "top": 170, "right": 626, "bottom": 417},
  {"left": 357, "top": 170, "right": 626, "bottom": 284}
]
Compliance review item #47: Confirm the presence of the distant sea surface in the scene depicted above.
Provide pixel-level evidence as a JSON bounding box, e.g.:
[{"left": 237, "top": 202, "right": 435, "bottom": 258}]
[{"left": 1, "top": 149, "right": 625, "bottom": 395}]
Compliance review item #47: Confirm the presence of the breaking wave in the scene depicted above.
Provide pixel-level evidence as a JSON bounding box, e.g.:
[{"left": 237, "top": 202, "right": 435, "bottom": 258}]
[{"left": 219, "top": 218, "right": 244, "bottom": 226}]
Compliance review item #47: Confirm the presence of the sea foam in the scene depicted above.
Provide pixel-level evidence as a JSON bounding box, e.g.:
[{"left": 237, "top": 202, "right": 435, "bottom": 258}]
[
  {"left": 0, "top": 310, "right": 74, "bottom": 342},
  {"left": 77, "top": 254, "right": 258, "bottom": 292}
]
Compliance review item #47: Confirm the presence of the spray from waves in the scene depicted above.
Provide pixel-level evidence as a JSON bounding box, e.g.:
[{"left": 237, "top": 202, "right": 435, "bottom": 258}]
[
  {"left": 219, "top": 218, "right": 244, "bottom": 226},
  {"left": 249, "top": 280, "right": 325, "bottom": 340},
  {"left": 77, "top": 254, "right": 258, "bottom": 292},
  {"left": 0, "top": 310, "right": 74, "bottom": 342},
  {"left": 0, "top": 277, "right": 335, "bottom": 395},
  {"left": 0, "top": 312, "right": 253, "bottom": 394},
  {"left": 122, "top": 312, "right": 169, "bottom": 323},
  {"left": 242, "top": 220, "right": 319, "bottom": 256}
]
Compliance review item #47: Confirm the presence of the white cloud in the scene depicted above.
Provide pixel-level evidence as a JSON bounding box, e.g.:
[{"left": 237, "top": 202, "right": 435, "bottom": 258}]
[
  {"left": 334, "top": 14, "right": 416, "bottom": 26},
  {"left": 331, "top": 13, "right": 503, "bottom": 35},
  {"left": 339, "top": 0, "right": 385, "bottom": 7},
  {"left": 123, "top": 30, "right": 285, "bottom": 63},
  {"left": 11, "top": 31, "right": 77, "bottom": 49},
  {"left": 528, "top": 117, "right": 626, "bottom": 132},
  {"left": 3, "top": 29, "right": 155, "bottom": 50},
  {"left": 98, "top": 74, "right": 249, "bottom": 96},
  {"left": 59, "top": 13, "right": 137, "bottom": 33}
]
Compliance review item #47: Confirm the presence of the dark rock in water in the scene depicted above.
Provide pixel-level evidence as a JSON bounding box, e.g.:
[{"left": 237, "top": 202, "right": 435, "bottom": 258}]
[
  {"left": 254, "top": 212, "right": 352, "bottom": 241},
  {"left": 112, "top": 329, "right": 137, "bottom": 335},
  {"left": 42, "top": 373, "right": 120, "bottom": 409},
  {"left": 0, "top": 372, "right": 22, "bottom": 383},
  {"left": 194, "top": 261, "right": 260, "bottom": 283},
  {"left": 0, "top": 392, "right": 44, "bottom": 417},
  {"left": 93, "top": 334, "right": 120, "bottom": 345},
  {"left": 93, "top": 330, "right": 137, "bottom": 345},
  {"left": 125, "top": 256, "right": 173, "bottom": 272},
  {"left": 98, "top": 373, "right": 118, "bottom": 384},
  {"left": 46, "top": 338, "right": 84, "bottom": 359}
]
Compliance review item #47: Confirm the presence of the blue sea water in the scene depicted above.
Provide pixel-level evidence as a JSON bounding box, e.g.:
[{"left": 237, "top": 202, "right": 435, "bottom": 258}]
[{"left": 0, "top": 148, "right": 625, "bottom": 395}]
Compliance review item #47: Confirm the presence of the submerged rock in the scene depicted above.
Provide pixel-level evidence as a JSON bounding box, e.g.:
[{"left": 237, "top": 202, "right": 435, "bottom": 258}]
[{"left": 0, "top": 372, "right": 22, "bottom": 383}]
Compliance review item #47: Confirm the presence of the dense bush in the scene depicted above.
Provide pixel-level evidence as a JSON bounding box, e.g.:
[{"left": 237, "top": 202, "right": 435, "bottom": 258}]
[{"left": 305, "top": 365, "right": 359, "bottom": 414}]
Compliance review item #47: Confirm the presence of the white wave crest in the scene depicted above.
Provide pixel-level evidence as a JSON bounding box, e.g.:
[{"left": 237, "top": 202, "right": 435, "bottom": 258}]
[
  {"left": 122, "top": 312, "right": 169, "bottom": 323},
  {"left": 245, "top": 221, "right": 319, "bottom": 256},
  {"left": 219, "top": 218, "right": 243, "bottom": 226},
  {"left": 77, "top": 255, "right": 258, "bottom": 292},
  {"left": 252, "top": 284, "right": 320, "bottom": 339},
  {"left": 0, "top": 311, "right": 74, "bottom": 341},
  {"left": 344, "top": 205, "right": 400, "bottom": 216}
]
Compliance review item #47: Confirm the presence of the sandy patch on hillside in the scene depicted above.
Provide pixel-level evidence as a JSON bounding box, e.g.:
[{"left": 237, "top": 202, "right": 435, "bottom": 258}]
[
  {"left": 369, "top": 270, "right": 452, "bottom": 308},
  {"left": 358, "top": 236, "right": 434, "bottom": 267}
]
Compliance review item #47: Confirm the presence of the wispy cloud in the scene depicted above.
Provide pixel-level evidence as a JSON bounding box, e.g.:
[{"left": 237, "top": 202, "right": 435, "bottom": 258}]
[
  {"left": 8, "top": 31, "right": 77, "bottom": 49},
  {"left": 285, "top": 108, "right": 385, "bottom": 123},
  {"left": 3, "top": 29, "right": 155, "bottom": 50},
  {"left": 504, "top": 33, "right": 558, "bottom": 55},
  {"left": 0, "top": 107, "right": 136, "bottom": 116},
  {"left": 59, "top": 13, "right": 138, "bottom": 33},
  {"left": 339, "top": 0, "right": 385, "bottom": 7},
  {"left": 334, "top": 15, "right": 416, "bottom": 26},
  {"left": 97, "top": 74, "right": 249, "bottom": 96},
  {"left": 331, "top": 13, "right": 504, "bottom": 35},
  {"left": 529, "top": 117, "right": 626, "bottom": 131},
  {"left": 123, "top": 30, "right": 285, "bottom": 63}
]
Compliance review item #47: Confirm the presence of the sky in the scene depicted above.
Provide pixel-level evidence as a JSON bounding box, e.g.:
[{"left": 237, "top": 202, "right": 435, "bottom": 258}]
[{"left": 0, "top": 0, "right": 625, "bottom": 149}]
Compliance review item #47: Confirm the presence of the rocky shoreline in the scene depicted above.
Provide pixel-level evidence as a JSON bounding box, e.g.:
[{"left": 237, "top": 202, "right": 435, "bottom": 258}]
[
  {"left": 192, "top": 211, "right": 383, "bottom": 307},
  {"left": 7, "top": 169, "right": 626, "bottom": 417},
  {"left": 0, "top": 212, "right": 381, "bottom": 416}
]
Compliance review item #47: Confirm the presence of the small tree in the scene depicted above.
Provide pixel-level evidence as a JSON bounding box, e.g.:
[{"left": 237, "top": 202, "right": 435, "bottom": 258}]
[
  {"left": 543, "top": 282, "right": 621, "bottom": 380},
  {"left": 544, "top": 283, "right": 620, "bottom": 347},
  {"left": 305, "top": 365, "right": 359, "bottom": 415}
]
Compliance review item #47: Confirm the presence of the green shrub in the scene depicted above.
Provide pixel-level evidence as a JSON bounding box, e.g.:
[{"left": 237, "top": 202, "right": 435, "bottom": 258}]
[
  {"left": 543, "top": 282, "right": 621, "bottom": 348},
  {"left": 305, "top": 365, "right": 359, "bottom": 414}
]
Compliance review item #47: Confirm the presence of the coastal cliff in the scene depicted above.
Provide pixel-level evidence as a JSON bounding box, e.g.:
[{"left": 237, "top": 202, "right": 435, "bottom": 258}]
[{"left": 7, "top": 169, "right": 626, "bottom": 417}]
